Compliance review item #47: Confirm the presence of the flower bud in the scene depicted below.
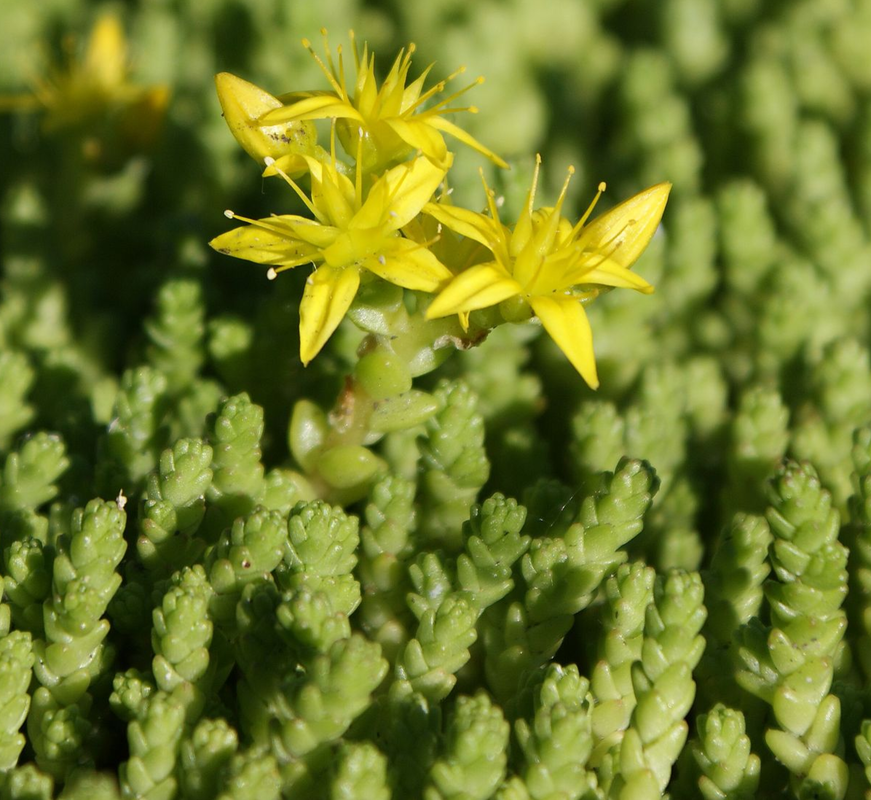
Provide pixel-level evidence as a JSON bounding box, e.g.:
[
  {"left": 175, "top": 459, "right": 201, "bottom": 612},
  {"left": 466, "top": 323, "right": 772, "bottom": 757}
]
[{"left": 215, "top": 72, "right": 317, "bottom": 164}]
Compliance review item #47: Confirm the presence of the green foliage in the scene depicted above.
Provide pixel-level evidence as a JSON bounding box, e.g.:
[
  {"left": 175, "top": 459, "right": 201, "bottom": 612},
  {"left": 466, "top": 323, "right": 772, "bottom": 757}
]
[
  {"left": 514, "top": 665, "right": 597, "bottom": 800},
  {"left": 0, "top": 434, "right": 68, "bottom": 517},
  {"left": 418, "top": 381, "right": 490, "bottom": 552},
  {"left": 0, "top": 352, "right": 34, "bottom": 450},
  {"left": 686, "top": 704, "right": 761, "bottom": 800},
  {"left": 425, "top": 692, "right": 509, "bottom": 800},
  {"left": 331, "top": 742, "right": 390, "bottom": 800},
  {"left": 6, "top": 0, "right": 871, "bottom": 797}
]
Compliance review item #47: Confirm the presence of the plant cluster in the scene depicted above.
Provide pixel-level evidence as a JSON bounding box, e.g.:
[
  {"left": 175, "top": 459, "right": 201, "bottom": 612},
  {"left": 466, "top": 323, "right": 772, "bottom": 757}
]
[{"left": 3, "top": 1, "right": 871, "bottom": 799}]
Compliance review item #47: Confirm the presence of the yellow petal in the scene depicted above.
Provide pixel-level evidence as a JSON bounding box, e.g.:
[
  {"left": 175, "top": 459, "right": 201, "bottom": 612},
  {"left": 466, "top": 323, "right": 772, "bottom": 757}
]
[
  {"left": 565, "top": 255, "right": 654, "bottom": 294},
  {"left": 209, "top": 216, "right": 327, "bottom": 265},
  {"left": 427, "top": 116, "right": 509, "bottom": 169},
  {"left": 261, "top": 93, "right": 364, "bottom": 124},
  {"left": 384, "top": 118, "right": 449, "bottom": 167},
  {"left": 528, "top": 295, "right": 599, "bottom": 389},
  {"left": 84, "top": 14, "right": 127, "bottom": 89},
  {"left": 423, "top": 202, "right": 503, "bottom": 252},
  {"left": 353, "top": 157, "right": 446, "bottom": 232},
  {"left": 215, "top": 72, "right": 316, "bottom": 163},
  {"left": 364, "top": 239, "right": 452, "bottom": 292},
  {"left": 262, "top": 153, "right": 310, "bottom": 179},
  {"left": 299, "top": 266, "right": 361, "bottom": 365},
  {"left": 307, "top": 157, "right": 356, "bottom": 229},
  {"left": 427, "top": 263, "right": 521, "bottom": 319},
  {"left": 576, "top": 182, "right": 671, "bottom": 270}
]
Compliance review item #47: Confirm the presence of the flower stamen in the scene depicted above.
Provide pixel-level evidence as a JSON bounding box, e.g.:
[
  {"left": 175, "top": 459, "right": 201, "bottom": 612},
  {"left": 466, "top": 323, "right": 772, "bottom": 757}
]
[
  {"left": 570, "top": 181, "right": 607, "bottom": 239},
  {"left": 224, "top": 209, "right": 291, "bottom": 235},
  {"left": 355, "top": 128, "right": 364, "bottom": 208},
  {"left": 263, "top": 157, "right": 325, "bottom": 223},
  {"left": 479, "top": 168, "right": 502, "bottom": 229},
  {"left": 266, "top": 255, "right": 317, "bottom": 280},
  {"left": 421, "top": 75, "right": 485, "bottom": 117},
  {"left": 301, "top": 35, "right": 345, "bottom": 98},
  {"left": 527, "top": 154, "right": 543, "bottom": 215}
]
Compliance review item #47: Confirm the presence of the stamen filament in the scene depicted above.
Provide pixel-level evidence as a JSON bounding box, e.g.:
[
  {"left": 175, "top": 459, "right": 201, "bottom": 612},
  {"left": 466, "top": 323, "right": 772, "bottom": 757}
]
[
  {"left": 301, "top": 36, "right": 345, "bottom": 97},
  {"left": 527, "top": 155, "right": 542, "bottom": 217},
  {"left": 263, "top": 157, "right": 325, "bottom": 223},
  {"left": 571, "top": 181, "right": 607, "bottom": 239},
  {"left": 330, "top": 119, "right": 337, "bottom": 170},
  {"left": 321, "top": 29, "right": 338, "bottom": 85},
  {"left": 431, "top": 104, "right": 480, "bottom": 116},
  {"left": 424, "top": 75, "right": 483, "bottom": 115},
  {"left": 349, "top": 30, "right": 361, "bottom": 73},
  {"left": 336, "top": 44, "right": 348, "bottom": 101},
  {"left": 554, "top": 166, "right": 575, "bottom": 214},
  {"left": 267, "top": 256, "right": 318, "bottom": 280},
  {"left": 224, "top": 210, "right": 292, "bottom": 236},
  {"left": 406, "top": 77, "right": 448, "bottom": 113},
  {"left": 355, "top": 128, "right": 364, "bottom": 208}
]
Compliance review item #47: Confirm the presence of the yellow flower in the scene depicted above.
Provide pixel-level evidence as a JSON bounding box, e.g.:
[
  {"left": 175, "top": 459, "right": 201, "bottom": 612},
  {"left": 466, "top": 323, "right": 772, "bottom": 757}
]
[
  {"left": 425, "top": 159, "right": 671, "bottom": 388},
  {"left": 1, "top": 12, "right": 168, "bottom": 143},
  {"left": 209, "top": 151, "right": 452, "bottom": 365},
  {"left": 257, "top": 30, "right": 508, "bottom": 173}
]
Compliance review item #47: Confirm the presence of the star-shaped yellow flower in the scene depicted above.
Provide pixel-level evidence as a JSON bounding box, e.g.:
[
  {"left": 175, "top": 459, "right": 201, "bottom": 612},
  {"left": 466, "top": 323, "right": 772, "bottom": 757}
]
[
  {"left": 257, "top": 30, "right": 508, "bottom": 173},
  {"left": 209, "top": 152, "right": 452, "bottom": 365},
  {"left": 425, "top": 159, "right": 671, "bottom": 388}
]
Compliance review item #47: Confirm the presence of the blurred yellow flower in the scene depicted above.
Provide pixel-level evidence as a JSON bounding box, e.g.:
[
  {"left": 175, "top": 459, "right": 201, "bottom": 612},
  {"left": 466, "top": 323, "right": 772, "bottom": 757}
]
[
  {"left": 1, "top": 12, "right": 168, "bottom": 148},
  {"left": 210, "top": 151, "right": 452, "bottom": 365},
  {"left": 259, "top": 30, "right": 508, "bottom": 173},
  {"left": 425, "top": 159, "right": 671, "bottom": 388}
]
